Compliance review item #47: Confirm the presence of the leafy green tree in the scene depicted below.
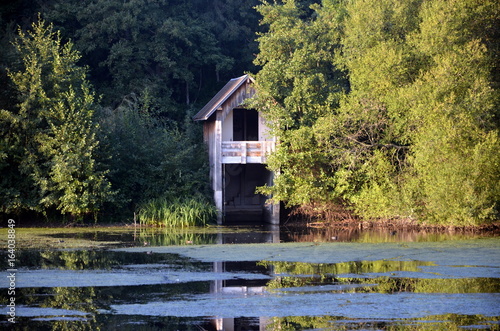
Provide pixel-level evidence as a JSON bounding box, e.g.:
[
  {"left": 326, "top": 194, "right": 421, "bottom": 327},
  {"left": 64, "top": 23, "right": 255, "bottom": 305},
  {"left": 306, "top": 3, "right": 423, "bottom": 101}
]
[
  {"left": 400, "top": 0, "right": 500, "bottom": 225},
  {"left": 96, "top": 92, "right": 211, "bottom": 218},
  {"left": 0, "top": 18, "right": 111, "bottom": 218},
  {"left": 252, "top": 0, "right": 349, "bottom": 210},
  {"left": 253, "top": 0, "right": 500, "bottom": 225},
  {"left": 341, "top": 0, "right": 500, "bottom": 225},
  {"left": 332, "top": 0, "right": 425, "bottom": 219}
]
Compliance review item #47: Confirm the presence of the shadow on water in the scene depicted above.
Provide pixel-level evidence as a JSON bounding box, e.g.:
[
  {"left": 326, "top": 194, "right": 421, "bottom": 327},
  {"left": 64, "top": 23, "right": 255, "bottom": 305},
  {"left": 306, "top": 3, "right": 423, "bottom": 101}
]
[{"left": 1, "top": 223, "right": 499, "bottom": 330}]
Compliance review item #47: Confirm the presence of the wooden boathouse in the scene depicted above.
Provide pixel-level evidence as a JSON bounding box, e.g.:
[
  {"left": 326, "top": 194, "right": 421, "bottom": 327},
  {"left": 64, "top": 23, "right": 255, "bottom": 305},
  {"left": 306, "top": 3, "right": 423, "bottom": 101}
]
[{"left": 193, "top": 74, "right": 279, "bottom": 224}]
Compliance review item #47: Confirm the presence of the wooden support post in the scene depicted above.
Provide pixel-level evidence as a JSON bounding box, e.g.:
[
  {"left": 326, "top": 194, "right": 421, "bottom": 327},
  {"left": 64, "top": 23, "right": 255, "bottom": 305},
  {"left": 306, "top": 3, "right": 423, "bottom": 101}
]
[{"left": 214, "top": 110, "right": 223, "bottom": 224}]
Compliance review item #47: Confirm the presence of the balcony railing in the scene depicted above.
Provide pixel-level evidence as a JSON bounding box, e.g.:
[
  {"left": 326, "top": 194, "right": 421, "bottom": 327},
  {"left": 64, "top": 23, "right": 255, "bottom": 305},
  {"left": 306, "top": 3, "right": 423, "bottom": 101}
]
[{"left": 221, "top": 141, "right": 275, "bottom": 164}]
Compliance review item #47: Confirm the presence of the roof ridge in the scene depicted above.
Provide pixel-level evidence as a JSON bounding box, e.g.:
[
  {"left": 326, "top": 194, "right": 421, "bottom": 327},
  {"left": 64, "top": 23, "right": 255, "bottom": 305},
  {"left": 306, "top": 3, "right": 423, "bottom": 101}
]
[{"left": 193, "top": 74, "right": 253, "bottom": 121}]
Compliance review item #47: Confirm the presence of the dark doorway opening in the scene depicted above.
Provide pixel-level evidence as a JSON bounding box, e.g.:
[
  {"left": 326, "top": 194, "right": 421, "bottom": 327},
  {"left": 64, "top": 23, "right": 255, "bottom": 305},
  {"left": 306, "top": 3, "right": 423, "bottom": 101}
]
[{"left": 224, "top": 164, "right": 271, "bottom": 222}]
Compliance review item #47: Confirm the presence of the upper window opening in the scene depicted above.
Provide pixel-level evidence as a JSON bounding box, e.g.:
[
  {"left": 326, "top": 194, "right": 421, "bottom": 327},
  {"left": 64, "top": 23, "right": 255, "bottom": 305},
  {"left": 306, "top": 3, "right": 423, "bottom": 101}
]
[{"left": 233, "top": 109, "right": 258, "bottom": 141}]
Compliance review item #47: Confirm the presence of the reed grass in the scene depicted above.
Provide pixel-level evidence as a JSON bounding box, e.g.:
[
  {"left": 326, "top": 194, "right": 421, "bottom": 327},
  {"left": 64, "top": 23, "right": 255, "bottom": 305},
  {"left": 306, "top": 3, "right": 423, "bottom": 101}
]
[{"left": 137, "top": 196, "right": 217, "bottom": 227}]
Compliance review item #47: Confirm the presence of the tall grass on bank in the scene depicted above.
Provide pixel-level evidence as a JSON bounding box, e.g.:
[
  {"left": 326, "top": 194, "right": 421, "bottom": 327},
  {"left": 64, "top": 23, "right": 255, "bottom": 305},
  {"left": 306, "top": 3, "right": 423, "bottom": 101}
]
[{"left": 137, "top": 197, "right": 217, "bottom": 227}]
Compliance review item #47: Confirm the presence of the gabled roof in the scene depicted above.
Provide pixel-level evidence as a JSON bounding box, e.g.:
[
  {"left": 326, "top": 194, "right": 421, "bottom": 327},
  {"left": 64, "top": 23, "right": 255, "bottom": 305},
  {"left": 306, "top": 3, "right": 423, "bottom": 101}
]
[{"left": 193, "top": 74, "right": 254, "bottom": 121}]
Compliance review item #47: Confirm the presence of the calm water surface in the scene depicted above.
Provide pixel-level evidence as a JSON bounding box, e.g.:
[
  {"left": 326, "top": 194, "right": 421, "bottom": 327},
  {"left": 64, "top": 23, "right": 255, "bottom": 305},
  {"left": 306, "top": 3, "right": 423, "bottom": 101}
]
[{"left": 1, "top": 224, "right": 499, "bottom": 330}]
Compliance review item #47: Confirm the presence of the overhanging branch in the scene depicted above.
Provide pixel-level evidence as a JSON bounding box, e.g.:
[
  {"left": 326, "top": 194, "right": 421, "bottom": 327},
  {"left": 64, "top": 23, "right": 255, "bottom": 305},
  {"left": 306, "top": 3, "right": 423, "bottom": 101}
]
[{"left": 346, "top": 136, "right": 409, "bottom": 150}]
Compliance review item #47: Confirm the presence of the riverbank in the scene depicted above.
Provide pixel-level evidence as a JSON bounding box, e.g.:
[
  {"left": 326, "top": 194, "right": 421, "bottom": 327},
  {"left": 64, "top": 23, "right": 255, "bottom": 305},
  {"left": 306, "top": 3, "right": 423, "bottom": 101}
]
[
  {"left": 3, "top": 216, "right": 500, "bottom": 234},
  {"left": 291, "top": 217, "right": 500, "bottom": 236},
  {"left": 286, "top": 203, "right": 500, "bottom": 234}
]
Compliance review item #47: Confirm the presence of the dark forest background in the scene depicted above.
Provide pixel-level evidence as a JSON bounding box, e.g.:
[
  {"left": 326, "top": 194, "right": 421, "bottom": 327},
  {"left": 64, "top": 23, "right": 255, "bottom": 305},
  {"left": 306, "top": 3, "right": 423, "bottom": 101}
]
[
  {"left": 1, "top": 0, "right": 499, "bottom": 226},
  {"left": 0, "top": 0, "right": 262, "bottom": 222}
]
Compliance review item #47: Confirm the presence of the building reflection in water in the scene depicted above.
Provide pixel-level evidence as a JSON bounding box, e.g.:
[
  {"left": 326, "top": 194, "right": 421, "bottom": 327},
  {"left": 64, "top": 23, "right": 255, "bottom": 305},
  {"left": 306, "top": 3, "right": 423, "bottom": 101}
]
[{"left": 211, "top": 224, "right": 279, "bottom": 330}]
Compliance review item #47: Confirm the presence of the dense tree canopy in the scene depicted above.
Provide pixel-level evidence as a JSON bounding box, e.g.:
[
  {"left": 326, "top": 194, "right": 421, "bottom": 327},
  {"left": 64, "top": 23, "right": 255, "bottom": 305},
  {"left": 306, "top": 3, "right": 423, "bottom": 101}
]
[
  {"left": 0, "top": 1, "right": 260, "bottom": 221},
  {"left": 253, "top": 0, "right": 499, "bottom": 225}
]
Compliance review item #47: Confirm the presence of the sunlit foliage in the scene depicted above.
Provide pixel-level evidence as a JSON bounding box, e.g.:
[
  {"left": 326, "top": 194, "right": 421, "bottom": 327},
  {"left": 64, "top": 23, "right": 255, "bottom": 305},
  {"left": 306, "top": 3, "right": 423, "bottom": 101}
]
[
  {"left": 253, "top": 0, "right": 500, "bottom": 225},
  {"left": 0, "top": 19, "right": 111, "bottom": 218}
]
